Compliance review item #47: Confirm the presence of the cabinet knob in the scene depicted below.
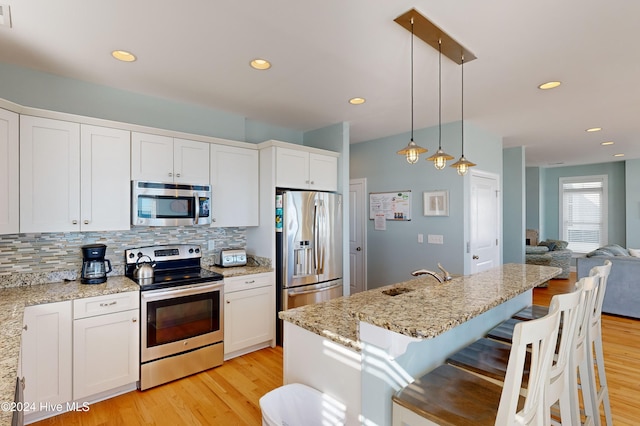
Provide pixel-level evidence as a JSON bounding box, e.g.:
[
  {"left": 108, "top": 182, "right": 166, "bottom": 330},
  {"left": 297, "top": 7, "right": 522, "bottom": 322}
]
[
  {"left": 168, "top": 172, "right": 173, "bottom": 177},
  {"left": 83, "top": 220, "right": 89, "bottom": 225},
  {"left": 132, "top": 318, "right": 137, "bottom": 323},
  {"left": 226, "top": 300, "right": 230, "bottom": 304},
  {"left": 212, "top": 218, "right": 216, "bottom": 222},
  {"left": 176, "top": 173, "right": 181, "bottom": 178},
  {"left": 23, "top": 324, "right": 28, "bottom": 331},
  {"left": 72, "top": 220, "right": 78, "bottom": 225},
  {"left": 310, "top": 181, "right": 315, "bottom": 185},
  {"left": 20, "top": 377, "right": 25, "bottom": 390},
  {"left": 245, "top": 280, "right": 255, "bottom": 284},
  {"left": 472, "top": 255, "right": 479, "bottom": 260}
]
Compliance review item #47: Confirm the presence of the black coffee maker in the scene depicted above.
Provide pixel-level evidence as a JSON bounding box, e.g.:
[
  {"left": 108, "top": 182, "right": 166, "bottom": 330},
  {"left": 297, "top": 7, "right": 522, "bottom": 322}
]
[{"left": 81, "top": 244, "right": 112, "bottom": 284}]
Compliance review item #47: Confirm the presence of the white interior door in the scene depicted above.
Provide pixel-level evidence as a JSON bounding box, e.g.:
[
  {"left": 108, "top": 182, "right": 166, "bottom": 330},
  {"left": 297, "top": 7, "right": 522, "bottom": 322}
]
[
  {"left": 470, "top": 170, "right": 501, "bottom": 273},
  {"left": 349, "top": 178, "right": 367, "bottom": 294}
]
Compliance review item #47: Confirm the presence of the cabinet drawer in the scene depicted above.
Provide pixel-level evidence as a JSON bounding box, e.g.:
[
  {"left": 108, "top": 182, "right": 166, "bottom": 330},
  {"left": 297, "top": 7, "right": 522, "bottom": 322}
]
[
  {"left": 224, "top": 272, "right": 273, "bottom": 293},
  {"left": 73, "top": 291, "right": 139, "bottom": 319}
]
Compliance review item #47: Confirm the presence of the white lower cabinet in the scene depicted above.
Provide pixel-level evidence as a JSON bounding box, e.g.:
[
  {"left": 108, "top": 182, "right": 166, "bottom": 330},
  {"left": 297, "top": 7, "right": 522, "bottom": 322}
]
[
  {"left": 21, "top": 292, "right": 139, "bottom": 423},
  {"left": 224, "top": 273, "right": 275, "bottom": 359},
  {"left": 22, "top": 301, "right": 73, "bottom": 421},
  {"left": 73, "top": 292, "right": 139, "bottom": 400}
]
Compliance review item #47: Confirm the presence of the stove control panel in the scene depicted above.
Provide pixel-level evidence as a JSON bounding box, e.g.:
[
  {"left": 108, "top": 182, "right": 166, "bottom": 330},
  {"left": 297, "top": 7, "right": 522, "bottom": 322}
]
[{"left": 125, "top": 244, "right": 202, "bottom": 265}]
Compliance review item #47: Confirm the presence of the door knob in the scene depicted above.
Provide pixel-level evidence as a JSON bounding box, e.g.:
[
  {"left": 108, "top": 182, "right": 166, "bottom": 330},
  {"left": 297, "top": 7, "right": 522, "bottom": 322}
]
[
  {"left": 356, "top": 247, "right": 362, "bottom": 251},
  {"left": 472, "top": 255, "right": 479, "bottom": 260}
]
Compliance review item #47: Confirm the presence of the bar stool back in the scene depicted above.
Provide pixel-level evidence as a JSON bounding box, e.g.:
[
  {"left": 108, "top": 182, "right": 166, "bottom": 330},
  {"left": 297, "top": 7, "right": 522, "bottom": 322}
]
[{"left": 392, "top": 300, "right": 561, "bottom": 426}]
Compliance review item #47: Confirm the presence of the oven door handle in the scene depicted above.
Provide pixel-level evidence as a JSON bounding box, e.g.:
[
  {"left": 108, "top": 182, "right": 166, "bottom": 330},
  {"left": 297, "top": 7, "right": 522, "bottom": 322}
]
[{"left": 141, "top": 282, "right": 224, "bottom": 301}]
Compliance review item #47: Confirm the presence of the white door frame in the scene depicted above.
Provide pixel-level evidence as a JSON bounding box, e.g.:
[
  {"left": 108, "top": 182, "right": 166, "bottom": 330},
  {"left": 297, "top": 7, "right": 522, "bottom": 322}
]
[
  {"left": 349, "top": 178, "right": 367, "bottom": 294},
  {"left": 468, "top": 169, "right": 502, "bottom": 274}
]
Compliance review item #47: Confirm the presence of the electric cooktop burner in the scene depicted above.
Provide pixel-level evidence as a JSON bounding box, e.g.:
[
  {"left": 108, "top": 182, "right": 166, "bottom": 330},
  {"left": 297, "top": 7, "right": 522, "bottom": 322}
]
[{"left": 124, "top": 244, "right": 223, "bottom": 291}]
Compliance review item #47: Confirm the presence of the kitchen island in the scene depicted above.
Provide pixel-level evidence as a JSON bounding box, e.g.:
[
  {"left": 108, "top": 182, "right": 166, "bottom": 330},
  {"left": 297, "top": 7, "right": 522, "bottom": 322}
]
[{"left": 279, "top": 263, "right": 561, "bottom": 425}]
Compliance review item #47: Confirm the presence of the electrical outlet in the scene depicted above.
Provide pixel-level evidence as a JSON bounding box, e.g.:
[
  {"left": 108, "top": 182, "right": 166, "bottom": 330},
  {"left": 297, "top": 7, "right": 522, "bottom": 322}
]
[
  {"left": 208, "top": 240, "right": 215, "bottom": 251},
  {"left": 418, "top": 233, "right": 424, "bottom": 243},
  {"left": 428, "top": 234, "right": 444, "bottom": 244}
]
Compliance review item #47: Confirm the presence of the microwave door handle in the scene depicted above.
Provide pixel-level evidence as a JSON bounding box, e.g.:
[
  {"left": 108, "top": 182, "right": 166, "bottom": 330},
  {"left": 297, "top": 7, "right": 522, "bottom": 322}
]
[{"left": 194, "top": 193, "right": 200, "bottom": 224}]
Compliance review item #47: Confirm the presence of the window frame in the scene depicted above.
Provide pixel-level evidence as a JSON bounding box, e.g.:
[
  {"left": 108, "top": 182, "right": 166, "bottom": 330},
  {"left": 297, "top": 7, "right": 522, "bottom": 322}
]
[{"left": 558, "top": 174, "right": 608, "bottom": 254}]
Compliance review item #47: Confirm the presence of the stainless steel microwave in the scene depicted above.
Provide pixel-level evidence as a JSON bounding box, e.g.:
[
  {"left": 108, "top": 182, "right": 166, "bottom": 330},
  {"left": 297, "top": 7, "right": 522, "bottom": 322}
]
[{"left": 131, "top": 181, "right": 211, "bottom": 226}]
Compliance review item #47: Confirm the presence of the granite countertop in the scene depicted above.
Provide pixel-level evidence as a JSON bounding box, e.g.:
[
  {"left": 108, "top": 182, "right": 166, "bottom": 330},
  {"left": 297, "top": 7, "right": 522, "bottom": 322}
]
[
  {"left": 204, "top": 264, "right": 273, "bottom": 278},
  {"left": 0, "top": 277, "right": 139, "bottom": 426},
  {"left": 279, "top": 263, "right": 561, "bottom": 352}
]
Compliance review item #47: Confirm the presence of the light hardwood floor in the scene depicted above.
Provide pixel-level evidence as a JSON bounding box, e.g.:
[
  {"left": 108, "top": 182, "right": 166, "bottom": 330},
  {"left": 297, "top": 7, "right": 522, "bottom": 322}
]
[{"left": 34, "top": 273, "right": 640, "bottom": 425}]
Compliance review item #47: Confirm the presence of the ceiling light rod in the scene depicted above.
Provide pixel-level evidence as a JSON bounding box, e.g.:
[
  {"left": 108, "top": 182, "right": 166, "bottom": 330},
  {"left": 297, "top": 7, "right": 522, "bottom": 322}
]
[
  {"left": 394, "top": 9, "right": 476, "bottom": 65},
  {"left": 397, "top": 17, "right": 427, "bottom": 164},
  {"left": 427, "top": 39, "right": 454, "bottom": 170},
  {"left": 451, "top": 55, "right": 476, "bottom": 176}
]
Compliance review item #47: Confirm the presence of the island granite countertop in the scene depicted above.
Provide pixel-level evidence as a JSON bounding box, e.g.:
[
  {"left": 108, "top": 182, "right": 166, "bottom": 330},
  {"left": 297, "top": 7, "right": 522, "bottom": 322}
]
[
  {"left": 0, "top": 277, "right": 139, "bottom": 426},
  {"left": 279, "top": 263, "right": 561, "bottom": 352}
]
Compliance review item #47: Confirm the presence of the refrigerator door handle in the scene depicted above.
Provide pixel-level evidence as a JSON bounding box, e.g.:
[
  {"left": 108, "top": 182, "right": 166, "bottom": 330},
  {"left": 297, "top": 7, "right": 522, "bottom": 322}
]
[
  {"left": 314, "top": 198, "right": 326, "bottom": 275},
  {"left": 287, "top": 281, "right": 342, "bottom": 296}
]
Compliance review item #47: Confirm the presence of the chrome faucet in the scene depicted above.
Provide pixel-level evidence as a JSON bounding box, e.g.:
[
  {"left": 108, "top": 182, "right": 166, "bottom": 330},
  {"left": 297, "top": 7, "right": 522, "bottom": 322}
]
[{"left": 411, "top": 263, "right": 453, "bottom": 283}]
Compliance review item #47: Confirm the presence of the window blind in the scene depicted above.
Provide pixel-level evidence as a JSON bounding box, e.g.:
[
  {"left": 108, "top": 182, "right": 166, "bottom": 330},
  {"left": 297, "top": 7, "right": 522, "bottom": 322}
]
[{"left": 559, "top": 176, "right": 608, "bottom": 253}]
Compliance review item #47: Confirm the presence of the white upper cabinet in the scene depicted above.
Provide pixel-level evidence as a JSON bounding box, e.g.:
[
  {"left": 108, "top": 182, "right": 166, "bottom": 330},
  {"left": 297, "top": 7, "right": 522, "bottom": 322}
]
[
  {"left": 210, "top": 144, "right": 259, "bottom": 227},
  {"left": 131, "top": 132, "right": 210, "bottom": 184},
  {"left": 20, "top": 116, "right": 81, "bottom": 233},
  {"left": 275, "top": 146, "right": 338, "bottom": 191},
  {"left": 20, "top": 116, "right": 130, "bottom": 233},
  {"left": 80, "top": 125, "right": 131, "bottom": 231},
  {"left": 174, "top": 138, "right": 211, "bottom": 184},
  {"left": 0, "top": 108, "right": 18, "bottom": 234}
]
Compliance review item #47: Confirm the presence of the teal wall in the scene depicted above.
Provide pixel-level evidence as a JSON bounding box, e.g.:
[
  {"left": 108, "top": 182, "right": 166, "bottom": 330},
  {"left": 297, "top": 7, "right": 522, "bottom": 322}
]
[
  {"left": 537, "top": 161, "right": 626, "bottom": 246},
  {"left": 626, "top": 159, "right": 640, "bottom": 248},
  {"left": 350, "top": 121, "right": 502, "bottom": 289},
  {"left": 526, "top": 167, "right": 541, "bottom": 231},
  {"left": 0, "top": 61, "right": 303, "bottom": 144},
  {"left": 503, "top": 147, "right": 525, "bottom": 263}
]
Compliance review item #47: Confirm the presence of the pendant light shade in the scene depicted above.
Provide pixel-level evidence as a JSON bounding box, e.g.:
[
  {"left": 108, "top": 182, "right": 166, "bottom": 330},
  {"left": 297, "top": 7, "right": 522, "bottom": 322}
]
[
  {"left": 451, "top": 56, "right": 476, "bottom": 175},
  {"left": 427, "top": 39, "right": 454, "bottom": 170},
  {"left": 397, "top": 17, "right": 427, "bottom": 164}
]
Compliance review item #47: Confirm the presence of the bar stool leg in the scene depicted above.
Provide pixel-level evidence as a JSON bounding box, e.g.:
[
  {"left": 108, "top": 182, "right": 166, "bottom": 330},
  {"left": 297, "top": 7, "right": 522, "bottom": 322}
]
[{"left": 592, "top": 324, "right": 612, "bottom": 426}]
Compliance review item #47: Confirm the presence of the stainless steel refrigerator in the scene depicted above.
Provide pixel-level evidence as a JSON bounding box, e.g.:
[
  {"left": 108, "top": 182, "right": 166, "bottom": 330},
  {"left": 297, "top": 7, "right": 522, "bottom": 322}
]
[{"left": 276, "top": 189, "right": 343, "bottom": 344}]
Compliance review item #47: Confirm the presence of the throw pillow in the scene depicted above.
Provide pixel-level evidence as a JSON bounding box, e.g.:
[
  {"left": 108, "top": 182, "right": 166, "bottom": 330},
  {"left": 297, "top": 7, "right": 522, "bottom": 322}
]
[
  {"left": 587, "top": 248, "right": 615, "bottom": 257},
  {"left": 545, "top": 239, "right": 569, "bottom": 250},
  {"left": 538, "top": 241, "right": 557, "bottom": 251},
  {"left": 603, "top": 244, "right": 629, "bottom": 256},
  {"left": 629, "top": 248, "right": 640, "bottom": 258}
]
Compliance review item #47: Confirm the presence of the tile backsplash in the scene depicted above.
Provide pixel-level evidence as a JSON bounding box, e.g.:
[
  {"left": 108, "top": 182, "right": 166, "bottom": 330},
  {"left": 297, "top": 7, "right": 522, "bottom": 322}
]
[{"left": 0, "top": 226, "right": 246, "bottom": 287}]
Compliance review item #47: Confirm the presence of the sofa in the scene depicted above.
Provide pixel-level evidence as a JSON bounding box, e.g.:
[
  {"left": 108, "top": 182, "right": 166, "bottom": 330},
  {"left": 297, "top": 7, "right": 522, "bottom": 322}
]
[
  {"left": 576, "top": 244, "right": 640, "bottom": 319},
  {"left": 525, "top": 239, "right": 572, "bottom": 279}
]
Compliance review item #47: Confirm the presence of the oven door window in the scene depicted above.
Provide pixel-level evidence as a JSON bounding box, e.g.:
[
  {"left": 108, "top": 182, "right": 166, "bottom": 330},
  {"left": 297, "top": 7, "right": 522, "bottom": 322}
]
[
  {"left": 146, "top": 291, "right": 220, "bottom": 347},
  {"left": 138, "top": 195, "right": 195, "bottom": 219}
]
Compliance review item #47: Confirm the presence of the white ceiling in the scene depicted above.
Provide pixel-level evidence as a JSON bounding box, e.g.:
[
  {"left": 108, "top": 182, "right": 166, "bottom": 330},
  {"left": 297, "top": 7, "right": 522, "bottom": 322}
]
[{"left": 1, "top": 0, "right": 639, "bottom": 167}]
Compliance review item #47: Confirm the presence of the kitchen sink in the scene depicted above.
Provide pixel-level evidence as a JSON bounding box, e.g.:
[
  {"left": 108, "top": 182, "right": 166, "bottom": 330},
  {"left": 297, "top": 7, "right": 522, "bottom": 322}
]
[{"left": 381, "top": 287, "right": 414, "bottom": 296}]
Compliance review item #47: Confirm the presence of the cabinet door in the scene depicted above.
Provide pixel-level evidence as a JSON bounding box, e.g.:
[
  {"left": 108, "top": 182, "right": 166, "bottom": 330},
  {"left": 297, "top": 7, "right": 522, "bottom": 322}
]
[
  {"left": 309, "top": 153, "right": 338, "bottom": 191},
  {"left": 224, "top": 285, "right": 274, "bottom": 356},
  {"left": 20, "top": 116, "right": 80, "bottom": 233},
  {"left": 0, "top": 108, "right": 18, "bottom": 234},
  {"left": 131, "top": 132, "right": 173, "bottom": 181},
  {"left": 73, "top": 309, "right": 139, "bottom": 399},
  {"left": 174, "top": 138, "right": 210, "bottom": 184},
  {"left": 80, "top": 125, "right": 131, "bottom": 231},
  {"left": 210, "top": 144, "right": 258, "bottom": 227},
  {"left": 276, "top": 147, "right": 310, "bottom": 189},
  {"left": 22, "top": 301, "right": 73, "bottom": 409}
]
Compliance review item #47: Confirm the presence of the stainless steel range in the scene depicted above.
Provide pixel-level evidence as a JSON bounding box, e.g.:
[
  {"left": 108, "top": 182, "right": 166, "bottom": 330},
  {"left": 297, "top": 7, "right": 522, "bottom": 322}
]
[{"left": 125, "top": 244, "right": 224, "bottom": 391}]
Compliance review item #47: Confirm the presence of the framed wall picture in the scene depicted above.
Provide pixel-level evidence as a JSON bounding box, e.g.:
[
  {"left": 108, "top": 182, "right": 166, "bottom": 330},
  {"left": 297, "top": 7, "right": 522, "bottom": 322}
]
[{"left": 423, "top": 190, "right": 449, "bottom": 216}]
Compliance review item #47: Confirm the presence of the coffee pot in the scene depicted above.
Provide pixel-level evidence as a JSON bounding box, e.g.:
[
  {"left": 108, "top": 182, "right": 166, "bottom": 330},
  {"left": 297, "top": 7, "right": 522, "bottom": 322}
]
[{"left": 81, "top": 244, "right": 112, "bottom": 284}]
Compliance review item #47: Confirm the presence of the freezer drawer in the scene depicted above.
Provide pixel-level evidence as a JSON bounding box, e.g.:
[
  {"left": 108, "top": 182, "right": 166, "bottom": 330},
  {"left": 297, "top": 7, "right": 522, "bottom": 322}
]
[{"left": 284, "top": 279, "right": 343, "bottom": 310}]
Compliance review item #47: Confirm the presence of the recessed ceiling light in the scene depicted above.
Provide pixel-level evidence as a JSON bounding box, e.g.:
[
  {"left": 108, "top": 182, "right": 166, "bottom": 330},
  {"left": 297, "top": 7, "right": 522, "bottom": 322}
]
[
  {"left": 250, "top": 58, "right": 271, "bottom": 70},
  {"left": 601, "top": 141, "right": 615, "bottom": 146},
  {"left": 613, "top": 153, "right": 625, "bottom": 157},
  {"left": 349, "top": 97, "right": 366, "bottom": 105},
  {"left": 111, "top": 50, "right": 136, "bottom": 62},
  {"left": 586, "top": 127, "right": 602, "bottom": 132},
  {"left": 538, "top": 81, "right": 561, "bottom": 90}
]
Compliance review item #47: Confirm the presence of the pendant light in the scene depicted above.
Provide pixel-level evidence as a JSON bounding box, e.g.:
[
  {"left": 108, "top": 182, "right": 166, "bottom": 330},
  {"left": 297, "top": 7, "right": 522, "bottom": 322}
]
[
  {"left": 427, "top": 39, "right": 454, "bottom": 170},
  {"left": 397, "top": 17, "right": 427, "bottom": 164},
  {"left": 451, "top": 55, "right": 476, "bottom": 176}
]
